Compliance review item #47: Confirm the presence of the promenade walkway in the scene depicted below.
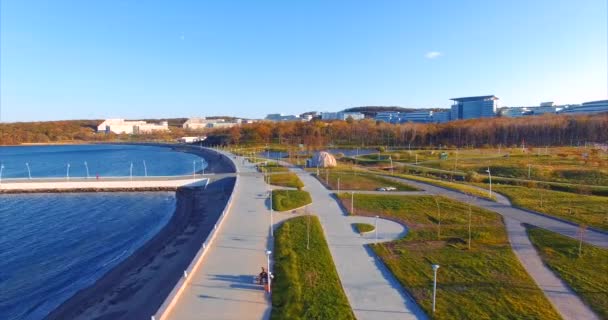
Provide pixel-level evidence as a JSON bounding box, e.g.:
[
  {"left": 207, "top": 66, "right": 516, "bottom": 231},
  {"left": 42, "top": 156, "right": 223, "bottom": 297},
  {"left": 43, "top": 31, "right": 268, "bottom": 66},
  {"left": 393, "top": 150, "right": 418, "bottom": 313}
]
[
  {"left": 167, "top": 157, "right": 272, "bottom": 320},
  {"left": 0, "top": 177, "right": 209, "bottom": 192}
]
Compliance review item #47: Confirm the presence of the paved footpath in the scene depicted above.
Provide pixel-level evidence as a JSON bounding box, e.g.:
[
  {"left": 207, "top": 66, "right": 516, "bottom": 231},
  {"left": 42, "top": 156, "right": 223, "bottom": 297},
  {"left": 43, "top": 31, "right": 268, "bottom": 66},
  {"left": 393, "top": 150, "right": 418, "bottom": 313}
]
[
  {"left": 292, "top": 168, "right": 427, "bottom": 320},
  {"left": 168, "top": 156, "right": 272, "bottom": 320},
  {"left": 386, "top": 175, "right": 603, "bottom": 320}
]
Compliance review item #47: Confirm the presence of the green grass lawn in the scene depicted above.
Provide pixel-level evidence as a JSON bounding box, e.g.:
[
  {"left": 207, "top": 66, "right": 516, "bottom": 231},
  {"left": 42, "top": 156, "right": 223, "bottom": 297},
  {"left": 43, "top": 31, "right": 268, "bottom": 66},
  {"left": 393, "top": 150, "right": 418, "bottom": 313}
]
[
  {"left": 258, "top": 162, "right": 289, "bottom": 173},
  {"left": 272, "top": 190, "right": 312, "bottom": 211},
  {"left": 268, "top": 173, "right": 304, "bottom": 189},
  {"left": 487, "top": 184, "right": 608, "bottom": 231},
  {"left": 527, "top": 227, "right": 608, "bottom": 319},
  {"left": 352, "top": 223, "right": 375, "bottom": 234},
  {"left": 272, "top": 216, "right": 355, "bottom": 320},
  {"left": 318, "top": 170, "right": 419, "bottom": 191},
  {"left": 337, "top": 193, "right": 560, "bottom": 319}
]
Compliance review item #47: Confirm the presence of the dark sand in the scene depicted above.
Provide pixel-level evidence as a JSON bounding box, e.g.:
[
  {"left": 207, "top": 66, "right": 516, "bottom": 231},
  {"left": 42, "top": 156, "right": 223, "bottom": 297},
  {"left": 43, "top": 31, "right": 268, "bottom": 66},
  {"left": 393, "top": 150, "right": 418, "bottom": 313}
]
[{"left": 46, "top": 146, "right": 236, "bottom": 320}]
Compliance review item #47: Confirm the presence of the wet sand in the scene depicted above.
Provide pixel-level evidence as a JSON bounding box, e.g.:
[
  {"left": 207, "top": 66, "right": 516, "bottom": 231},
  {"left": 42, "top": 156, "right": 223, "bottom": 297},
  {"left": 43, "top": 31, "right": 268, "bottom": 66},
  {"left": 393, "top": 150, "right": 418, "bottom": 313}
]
[{"left": 46, "top": 146, "right": 236, "bottom": 320}]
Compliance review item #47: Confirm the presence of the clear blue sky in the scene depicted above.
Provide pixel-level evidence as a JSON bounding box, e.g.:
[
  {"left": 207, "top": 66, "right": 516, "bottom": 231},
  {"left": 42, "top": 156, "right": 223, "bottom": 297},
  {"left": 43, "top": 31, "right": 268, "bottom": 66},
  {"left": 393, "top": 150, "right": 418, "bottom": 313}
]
[{"left": 1, "top": 0, "right": 606, "bottom": 122}]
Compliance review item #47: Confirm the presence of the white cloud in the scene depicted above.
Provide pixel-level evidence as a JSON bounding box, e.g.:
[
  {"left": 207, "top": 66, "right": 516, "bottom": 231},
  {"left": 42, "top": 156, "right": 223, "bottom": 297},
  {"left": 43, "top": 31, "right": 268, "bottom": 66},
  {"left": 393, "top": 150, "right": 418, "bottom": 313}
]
[{"left": 425, "top": 51, "right": 442, "bottom": 59}]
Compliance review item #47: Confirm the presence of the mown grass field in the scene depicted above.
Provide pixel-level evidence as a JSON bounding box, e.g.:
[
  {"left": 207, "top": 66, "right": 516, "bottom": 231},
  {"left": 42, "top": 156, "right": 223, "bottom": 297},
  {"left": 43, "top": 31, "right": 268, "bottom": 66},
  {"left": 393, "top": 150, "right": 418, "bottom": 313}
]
[
  {"left": 272, "top": 216, "right": 355, "bottom": 320},
  {"left": 272, "top": 190, "right": 312, "bottom": 211},
  {"left": 488, "top": 184, "right": 608, "bottom": 231},
  {"left": 318, "top": 170, "right": 419, "bottom": 191},
  {"left": 527, "top": 227, "right": 608, "bottom": 319},
  {"left": 337, "top": 193, "right": 561, "bottom": 319},
  {"left": 352, "top": 223, "right": 374, "bottom": 234},
  {"left": 258, "top": 162, "right": 289, "bottom": 173},
  {"left": 386, "top": 172, "right": 496, "bottom": 201},
  {"left": 268, "top": 172, "right": 304, "bottom": 189}
]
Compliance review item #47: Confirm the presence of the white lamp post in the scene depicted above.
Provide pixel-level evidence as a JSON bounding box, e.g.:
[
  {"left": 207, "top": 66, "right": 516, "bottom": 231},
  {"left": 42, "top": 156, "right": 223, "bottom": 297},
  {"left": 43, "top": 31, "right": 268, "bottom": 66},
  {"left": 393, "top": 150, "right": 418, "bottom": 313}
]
[
  {"left": 432, "top": 264, "right": 440, "bottom": 313},
  {"left": 130, "top": 162, "right": 133, "bottom": 180},
  {"left": 265, "top": 250, "right": 272, "bottom": 293},
  {"left": 66, "top": 163, "right": 70, "bottom": 180},
  {"left": 351, "top": 192, "right": 355, "bottom": 215},
  {"left": 25, "top": 162, "right": 32, "bottom": 179},
  {"left": 375, "top": 215, "right": 379, "bottom": 242},
  {"left": 485, "top": 167, "right": 492, "bottom": 198},
  {"left": 269, "top": 190, "right": 274, "bottom": 237},
  {"left": 143, "top": 160, "right": 148, "bottom": 177},
  {"left": 389, "top": 156, "right": 393, "bottom": 175},
  {"left": 192, "top": 160, "right": 196, "bottom": 180},
  {"left": 337, "top": 177, "right": 340, "bottom": 194},
  {"left": 0, "top": 164, "right": 4, "bottom": 185},
  {"left": 527, "top": 164, "right": 531, "bottom": 179},
  {"left": 84, "top": 161, "right": 90, "bottom": 179}
]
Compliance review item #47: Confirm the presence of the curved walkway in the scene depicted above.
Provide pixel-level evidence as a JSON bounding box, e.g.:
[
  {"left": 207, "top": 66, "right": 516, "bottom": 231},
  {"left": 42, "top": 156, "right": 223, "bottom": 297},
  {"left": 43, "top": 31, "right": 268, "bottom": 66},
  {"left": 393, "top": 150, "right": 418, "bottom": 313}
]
[
  {"left": 387, "top": 175, "right": 602, "bottom": 320},
  {"left": 291, "top": 168, "right": 427, "bottom": 320}
]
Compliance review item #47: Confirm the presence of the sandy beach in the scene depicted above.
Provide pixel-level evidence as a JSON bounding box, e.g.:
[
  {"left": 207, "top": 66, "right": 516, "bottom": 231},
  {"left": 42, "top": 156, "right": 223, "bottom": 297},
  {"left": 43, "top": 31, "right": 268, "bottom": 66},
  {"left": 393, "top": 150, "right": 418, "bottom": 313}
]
[{"left": 45, "top": 146, "right": 236, "bottom": 320}]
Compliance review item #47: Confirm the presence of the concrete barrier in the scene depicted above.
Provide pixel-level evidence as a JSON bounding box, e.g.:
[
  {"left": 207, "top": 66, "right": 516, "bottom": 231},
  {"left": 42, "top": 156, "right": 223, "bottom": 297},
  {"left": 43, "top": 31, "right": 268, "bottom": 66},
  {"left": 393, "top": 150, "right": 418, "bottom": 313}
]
[{"left": 151, "top": 148, "right": 240, "bottom": 320}]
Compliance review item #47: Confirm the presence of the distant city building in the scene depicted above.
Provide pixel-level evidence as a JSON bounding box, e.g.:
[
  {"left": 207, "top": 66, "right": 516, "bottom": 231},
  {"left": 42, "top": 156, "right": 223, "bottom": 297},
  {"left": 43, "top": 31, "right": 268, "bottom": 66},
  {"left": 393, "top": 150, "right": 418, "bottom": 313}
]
[
  {"left": 183, "top": 117, "right": 242, "bottom": 129},
  {"left": 431, "top": 111, "right": 451, "bottom": 123},
  {"left": 450, "top": 95, "right": 499, "bottom": 120},
  {"left": 560, "top": 100, "right": 608, "bottom": 115},
  {"left": 97, "top": 119, "right": 169, "bottom": 134},
  {"left": 265, "top": 113, "right": 306, "bottom": 122},
  {"left": 374, "top": 111, "right": 450, "bottom": 123},
  {"left": 320, "top": 111, "right": 364, "bottom": 121}
]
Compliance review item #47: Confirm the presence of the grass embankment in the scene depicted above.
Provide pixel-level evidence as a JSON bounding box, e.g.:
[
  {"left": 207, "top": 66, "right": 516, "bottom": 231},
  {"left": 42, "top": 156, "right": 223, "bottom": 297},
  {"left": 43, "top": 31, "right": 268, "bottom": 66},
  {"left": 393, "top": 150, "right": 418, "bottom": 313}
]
[
  {"left": 272, "top": 190, "right": 312, "bottom": 211},
  {"left": 527, "top": 227, "right": 608, "bottom": 319},
  {"left": 258, "top": 162, "right": 289, "bottom": 173},
  {"left": 352, "top": 223, "right": 374, "bottom": 234},
  {"left": 377, "top": 171, "right": 496, "bottom": 201},
  {"left": 268, "top": 173, "right": 304, "bottom": 189},
  {"left": 337, "top": 193, "right": 560, "bottom": 319},
  {"left": 487, "top": 185, "right": 608, "bottom": 231},
  {"left": 320, "top": 170, "right": 418, "bottom": 191},
  {"left": 272, "top": 216, "right": 355, "bottom": 320}
]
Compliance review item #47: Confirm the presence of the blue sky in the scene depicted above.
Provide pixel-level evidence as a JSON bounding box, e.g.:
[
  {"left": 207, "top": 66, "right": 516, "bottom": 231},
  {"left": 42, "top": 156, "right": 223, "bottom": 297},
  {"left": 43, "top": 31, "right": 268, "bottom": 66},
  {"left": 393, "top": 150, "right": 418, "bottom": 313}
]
[{"left": 1, "top": 0, "right": 606, "bottom": 122}]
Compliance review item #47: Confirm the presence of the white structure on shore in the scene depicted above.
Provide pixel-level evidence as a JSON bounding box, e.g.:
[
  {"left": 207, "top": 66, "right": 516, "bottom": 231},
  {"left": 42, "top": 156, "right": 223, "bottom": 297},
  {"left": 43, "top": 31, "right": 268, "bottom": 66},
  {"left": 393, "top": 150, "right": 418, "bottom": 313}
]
[
  {"left": 178, "top": 136, "right": 206, "bottom": 143},
  {"left": 97, "top": 119, "right": 169, "bottom": 134},
  {"left": 183, "top": 117, "right": 244, "bottom": 130}
]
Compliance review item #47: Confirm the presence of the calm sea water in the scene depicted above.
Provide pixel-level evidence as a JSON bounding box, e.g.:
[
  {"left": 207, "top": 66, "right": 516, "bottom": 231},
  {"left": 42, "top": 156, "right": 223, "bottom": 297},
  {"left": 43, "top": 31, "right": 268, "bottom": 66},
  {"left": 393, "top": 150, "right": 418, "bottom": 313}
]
[
  {"left": 0, "top": 144, "right": 206, "bottom": 179},
  {"left": 0, "top": 144, "right": 202, "bottom": 320}
]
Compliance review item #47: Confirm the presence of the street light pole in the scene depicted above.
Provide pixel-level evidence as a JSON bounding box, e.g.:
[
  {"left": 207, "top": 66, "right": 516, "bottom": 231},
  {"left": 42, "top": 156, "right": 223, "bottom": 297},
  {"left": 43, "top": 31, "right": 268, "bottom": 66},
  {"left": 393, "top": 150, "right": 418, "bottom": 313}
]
[
  {"left": 375, "top": 215, "right": 379, "bottom": 242},
  {"left": 432, "top": 264, "right": 440, "bottom": 313},
  {"left": 193, "top": 160, "right": 196, "bottom": 180},
  {"left": 269, "top": 190, "right": 274, "bottom": 237},
  {"left": 486, "top": 167, "right": 492, "bottom": 198},
  {"left": 84, "top": 161, "right": 90, "bottom": 179},
  {"left": 66, "top": 163, "right": 70, "bottom": 181},
  {"left": 389, "top": 156, "right": 393, "bottom": 175},
  {"left": 337, "top": 177, "right": 340, "bottom": 194},
  {"left": 351, "top": 192, "right": 354, "bottom": 215},
  {"left": 25, "top": 162, "right": 32, "bottom": 179},
  {"left": 266, "top": 250, "right": 272, "bottom": 293},
  {"left": 143, "top": 160, "right": 148, "bottom": 177},
  {"left": 0, "top": 164, "right": 4, "bottom": 185},
  {"left": 528, "top": 164, "right": 531, "bottom": 179}
]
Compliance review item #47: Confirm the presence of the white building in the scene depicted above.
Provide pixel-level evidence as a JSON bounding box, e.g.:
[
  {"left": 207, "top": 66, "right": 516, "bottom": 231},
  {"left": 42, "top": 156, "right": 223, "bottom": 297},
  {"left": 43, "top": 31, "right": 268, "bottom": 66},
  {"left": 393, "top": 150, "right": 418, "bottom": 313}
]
[
  {"left": 265, "top": 114, "right": 305, "bottom": 122},
  {"left": 183, "top": 117, "right": 243, "bottom": 129},
  {"left": 97, "top": 119, "right": 169, "bottom": 134},
  {"left": 560, "top": 100, "right": 608, "bottom": 115},
  {"left": 320, "top": 111, "right": 365, "bottom": 121}
]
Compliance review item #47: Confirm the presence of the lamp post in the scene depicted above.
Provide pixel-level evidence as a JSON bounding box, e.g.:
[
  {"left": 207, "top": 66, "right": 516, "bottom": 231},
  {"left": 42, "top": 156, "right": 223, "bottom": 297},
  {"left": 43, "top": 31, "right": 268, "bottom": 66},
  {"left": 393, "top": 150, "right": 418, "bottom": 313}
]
[
  {"left": 432, "top": 264, "right": 440, "bottom": 313},
  {"left": 375, "top": 215, "right": 379, "bottom": 242},
  {"left": 337, "top": 177, "right": 340, "bottom": 194},
  {"left": 269, "top": 190, "right": 274, "bottom": 237},
  {"left": 25, "top": 162, "right": 32, "bottom": 179},
  {"left": 66, "top": 163, "right": 70, "bottom": 181},
  {"left": 192, "top": 160, "right": 196, "bottom": 180},
  {"left": 84, "top": 161, "right": 90, "bottom": 179},
  {"left": 389, "top": 156, "right": 393, "bottom": 175},
  {"left": 351, "top": 192, "right": 355, "bottom": 215},
  {"left": 201, "top": 160, "right": 206, "bottom": 175},
  {"left": 485, "top": 167, "right": 492, "bottom": 198},
  {"left": 130, "top": 162, "right": 133, "bottom": 180},
  {"left": 265, "top": 250, "right": 272, "bottom": 293},
  {"left": 143, "top": 160, "right": 148, "bottom": 177},
  {"left": 0, "top": 164, "right": 4, "bottom": 185},
  {"left": 527, "top": 164, "right": 531, "bottom": 179}
]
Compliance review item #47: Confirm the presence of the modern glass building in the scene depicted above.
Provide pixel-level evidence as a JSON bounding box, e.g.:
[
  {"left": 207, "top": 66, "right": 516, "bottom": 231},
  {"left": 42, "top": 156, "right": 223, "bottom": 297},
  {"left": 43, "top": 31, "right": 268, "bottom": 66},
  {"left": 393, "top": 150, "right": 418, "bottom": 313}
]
[{"left": 450, "top": 95, "right": 499, "bottom": 120}]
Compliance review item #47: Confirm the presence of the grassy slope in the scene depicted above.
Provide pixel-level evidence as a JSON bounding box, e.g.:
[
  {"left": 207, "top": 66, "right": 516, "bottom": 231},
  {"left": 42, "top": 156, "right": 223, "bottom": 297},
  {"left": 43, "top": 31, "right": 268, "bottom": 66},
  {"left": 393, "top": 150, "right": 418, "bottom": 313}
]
[
  {"left": 272, "top": 190, "right": 312, "bottom": 211},
  {"left": 321, "top": 170, "right": 419, "bottom": 191},
  {"left": 269, "top": 173, "right": 304, "bottom": 188},
  {"left": 338, "top": 193, "right": 560, "bottom": 320},
  {"left": 272, "top": 216, "right": 355, "bottom": 320},
  {"left": 489, "top": 184, "right": 608, "bottom": 231},
  {"left": 527, "top": 227, "right": 608, "bottom": 319}
]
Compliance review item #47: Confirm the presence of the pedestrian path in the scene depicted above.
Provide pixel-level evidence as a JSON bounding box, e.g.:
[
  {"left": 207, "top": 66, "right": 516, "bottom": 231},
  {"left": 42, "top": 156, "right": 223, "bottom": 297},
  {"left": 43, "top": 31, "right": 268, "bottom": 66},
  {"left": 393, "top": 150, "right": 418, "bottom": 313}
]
[
  {"left": 167, "top": 156, "right": 272, "bottom": 320},
  {"left": 291, "top": 168, "right": 427, "bottom": 320}
]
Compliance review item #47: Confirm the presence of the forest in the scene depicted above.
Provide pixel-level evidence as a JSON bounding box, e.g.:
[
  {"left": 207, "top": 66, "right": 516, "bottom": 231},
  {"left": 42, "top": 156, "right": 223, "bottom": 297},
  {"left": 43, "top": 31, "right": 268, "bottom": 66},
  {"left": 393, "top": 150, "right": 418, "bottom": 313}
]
[{"left": 1, "top": 113, "right": 606, "bottom": 147}]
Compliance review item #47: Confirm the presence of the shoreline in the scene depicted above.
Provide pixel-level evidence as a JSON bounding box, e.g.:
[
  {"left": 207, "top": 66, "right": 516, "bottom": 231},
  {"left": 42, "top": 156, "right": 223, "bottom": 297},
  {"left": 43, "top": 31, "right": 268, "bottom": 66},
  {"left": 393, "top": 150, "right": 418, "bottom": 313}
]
[{"left": 45, "top": 146, "right": 236, "bottom": 320}]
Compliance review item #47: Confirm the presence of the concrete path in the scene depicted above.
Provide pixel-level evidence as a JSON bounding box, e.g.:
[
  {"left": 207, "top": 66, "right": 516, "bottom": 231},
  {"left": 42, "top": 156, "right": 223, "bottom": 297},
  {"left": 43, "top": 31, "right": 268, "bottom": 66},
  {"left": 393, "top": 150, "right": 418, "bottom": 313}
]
[
  {"left": 167, "top": 156, "right": 272, "bottom": 320},
  {"left": 0, "top": 177, "right": 209, "bottom": 191},
  {"left": 505, "top": 218, "right": 599, "bottom": 320},
  {"left": 291, "top": 168, "right": 427, "bottom": 320}
]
